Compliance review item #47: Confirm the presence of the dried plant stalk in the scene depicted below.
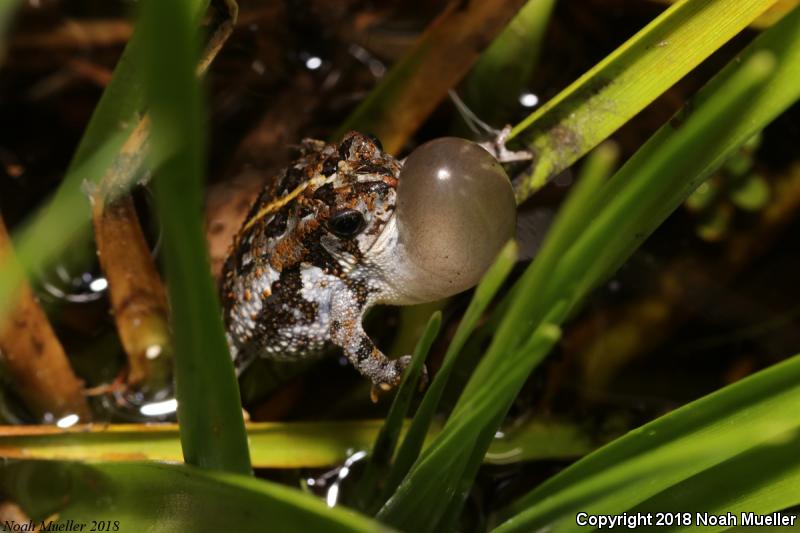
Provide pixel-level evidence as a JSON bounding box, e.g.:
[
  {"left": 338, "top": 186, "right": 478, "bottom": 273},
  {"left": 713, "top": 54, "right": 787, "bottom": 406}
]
[
  {"left": 89, "top": 0, "right": 239, "bottom": 390},
  {"left": 91, "top": 194, "right": 172, "bottom": 389},
  {"left": 0, "top": 218, "right": 91, "bottom": 421},
  {"left": 335, "top": 0, "right": 527, "bottom": 153}
]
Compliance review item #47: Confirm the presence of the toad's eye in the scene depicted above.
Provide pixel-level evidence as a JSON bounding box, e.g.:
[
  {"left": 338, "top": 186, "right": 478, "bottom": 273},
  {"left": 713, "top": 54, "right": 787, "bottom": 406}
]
[
  {"left": 365, "top": 133, "right": 383, "bottom": 151},
  {"left": 327, "top": 209, "right": 366, "bottom": 238}
]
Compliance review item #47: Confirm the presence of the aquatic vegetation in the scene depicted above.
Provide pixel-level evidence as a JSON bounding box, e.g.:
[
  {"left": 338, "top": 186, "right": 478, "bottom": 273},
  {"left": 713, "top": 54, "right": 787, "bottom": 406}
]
[{"left": 1, "top": 1, "right": 800, "bottom": 531}]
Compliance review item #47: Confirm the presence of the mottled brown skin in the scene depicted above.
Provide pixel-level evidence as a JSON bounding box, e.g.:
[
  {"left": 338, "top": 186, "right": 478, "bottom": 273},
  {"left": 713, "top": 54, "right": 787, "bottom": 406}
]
[{"left": 221, "top": 132, "right": 414, "bottom": 389}]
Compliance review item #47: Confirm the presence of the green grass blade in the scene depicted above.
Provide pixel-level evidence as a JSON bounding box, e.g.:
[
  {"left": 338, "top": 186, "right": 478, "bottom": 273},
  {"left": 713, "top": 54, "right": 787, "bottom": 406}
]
[
  {"left": 551, "top": 51, "right": 776, "bottom": 304},
  {"left": 559, "top": 2, "right": 800, "bottom": 301},
  {"left": 457, "top": 142, "right": 618, "bottom": 408},
  {"left": 509, "top": 0, "right": 778, "bottom": 203},
  {"left": 0, "top": 133, "right": 126, "bottom": 318},
  {"left": 0, "top": 0, "right": 21, "bottom": 44},
  {"left": 0, "top": 0, "right": 209, "bottom": 317},
  {"left": 493, "top": 353, "right": 800, "bottom": 532},
  {"left": 0, "top": 460, "right": 386, "bottom": 532},
  {"left": 431, "top": 318, "right": 568, "bottom": 531},
  {"left": 376, "top": 11, "right": 797, "bottom": 524},
  {"left": 630, "top": 433, "right": 800, "bottom": 533},
  {"left": 455, "top": 0, "right": 557, "bottom": 133},
  {"left": 379, "top": 241, "right": 518, "bottom": 501},
  {"left": 377, "top": 315, "right": 564, "bottom": 531},
  {"left": 66, "top": 2, "right": 207, "bottom": 175},
  {"left": 354, "top": 312, "right": 441, "bottom": 511},
  {"left": 139, "top": 0, "right": 250, "bottom": 474}
]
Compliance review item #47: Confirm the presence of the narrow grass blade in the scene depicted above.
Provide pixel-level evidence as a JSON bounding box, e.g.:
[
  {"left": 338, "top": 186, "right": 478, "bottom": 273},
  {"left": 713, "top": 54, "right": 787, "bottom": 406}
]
[
  {"left": 0, "top": 421, "right": 396, "bottom": 468},
  {"left": 379, "top": 241, "right": 518, "bottom": 502},
  {"left": 653, "top": 0, "right": 800, "bottom": 29},
  {"left": 353, "top": 312, "right": 441, "bottom": 511},
  {"left": 493, "top": 353, "right": 800, "bottom": 532},
  {"left": 459, "top": 142, "right": 618, "bottom": 407},
  {"left": 509, "top": 0, "right": 777, "bottom": 203},
  {"left": 455, "top": 0, "right": 557, "bottom": 133},
  {"left": 0, "top": 0, "right": 209, "bottom": 317},
  {"left": 0, "top": 460, "right": 385, "bottom": 532},
  {"left": 0, "top": 0, "right": 21, "bottom": 44},
  {"left": 139, "top": 0, "right": 250, "bottom": 474},
  {"left": 377, "top": 315, "right": 564, "bottom": 531},
  {"left": 0, "top": 132, "right": 125, "bottom": 319},
  {"left": 550, "top": 52, "right": 774, "bottom": 306}
]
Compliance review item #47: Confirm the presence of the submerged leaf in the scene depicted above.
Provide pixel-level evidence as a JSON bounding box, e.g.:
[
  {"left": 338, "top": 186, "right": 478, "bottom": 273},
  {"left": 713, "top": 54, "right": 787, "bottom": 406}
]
[{"left": 0, "top": 461, "right": 386, "bottom": 532}]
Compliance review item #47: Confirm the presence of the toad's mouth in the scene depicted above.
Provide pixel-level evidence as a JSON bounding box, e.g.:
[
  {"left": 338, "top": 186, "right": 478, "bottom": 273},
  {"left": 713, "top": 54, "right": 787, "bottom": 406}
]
[{"left": 366, "top": 211, "right": 398, "bottom": 258}]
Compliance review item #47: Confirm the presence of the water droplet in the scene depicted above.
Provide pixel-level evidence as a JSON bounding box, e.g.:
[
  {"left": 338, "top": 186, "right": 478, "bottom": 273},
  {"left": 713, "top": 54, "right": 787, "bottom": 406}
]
[
  {"left": 325, "top": 484, "right": 339, "bottom": 508},
  {"left": 348, "top": 44, "right": 386, "bottom": 78},
  {"left": 89, "top": 277, "right": 108, "bottom": 292},
  {"left": 145, "top": 345, "right": 163, "bottom": 360},
  {"left": 307, "top": 449, "right": 368, "bottom": 507},
  {"left": 139, "top": 398, "right": 178, "bottom": 417},
  {"left": 519, "top": 91, "right": 539, "bottom": 108},
  {"left": 56, "top": 413, "right": 80, "bottom": 428},
  {"left": 251, "top": 60, "right": 265, "bottom": 75},
  {"left": 305, "top": 56, "right": 322, "bottom": 70}
]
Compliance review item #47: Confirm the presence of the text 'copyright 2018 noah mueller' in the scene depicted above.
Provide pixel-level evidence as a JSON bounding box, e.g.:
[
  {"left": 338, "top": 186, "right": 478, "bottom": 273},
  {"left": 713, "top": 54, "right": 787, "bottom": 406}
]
[{"left": 575, "top": 511, "right": 798, "bottom": 529}]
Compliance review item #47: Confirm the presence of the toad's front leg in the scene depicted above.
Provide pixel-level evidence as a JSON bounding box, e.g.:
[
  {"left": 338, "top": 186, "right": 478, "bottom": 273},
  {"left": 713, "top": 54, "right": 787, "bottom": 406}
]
[{"left": 329, "top": 287, "right": 414, "bottom": 394}]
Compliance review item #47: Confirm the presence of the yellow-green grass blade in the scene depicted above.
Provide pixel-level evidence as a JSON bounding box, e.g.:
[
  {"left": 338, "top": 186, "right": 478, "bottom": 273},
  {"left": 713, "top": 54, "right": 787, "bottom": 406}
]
[
  {"left": 510, "top": 0, "right": 777, "bottom": 203},
  {"left": 0, "top": 460, "right": 386, "bottom": 532},
  {"left": 558, "top": 4, "right": 800, "bottom": 306},
  {"left": 631, "top": 436, "right": 800, "bottom": 533},
  {"left": 0, "top": 418, "right": 593, "bottom": 467},
  {"left": 139, "top": 0, "right": 250, "bottom": 474}
]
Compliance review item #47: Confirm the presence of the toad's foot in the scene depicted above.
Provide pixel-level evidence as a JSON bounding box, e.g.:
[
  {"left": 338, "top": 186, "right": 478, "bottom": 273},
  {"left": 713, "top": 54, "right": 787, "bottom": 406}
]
[{"left": 367, "top": 355, "right": 429, "bottom": 403}]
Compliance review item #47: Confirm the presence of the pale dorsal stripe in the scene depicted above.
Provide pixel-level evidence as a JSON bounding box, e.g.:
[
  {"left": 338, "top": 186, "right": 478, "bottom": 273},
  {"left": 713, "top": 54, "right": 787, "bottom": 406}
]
[{"left": 242, "top": 174, "right": 335, "bottom": 233}]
